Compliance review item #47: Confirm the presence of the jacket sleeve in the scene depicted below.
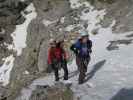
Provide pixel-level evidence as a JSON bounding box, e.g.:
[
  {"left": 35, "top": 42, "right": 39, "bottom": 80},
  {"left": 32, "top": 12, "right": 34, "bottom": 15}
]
[{"left": 47, "top": 48, "right": 52, "bottom": 64}]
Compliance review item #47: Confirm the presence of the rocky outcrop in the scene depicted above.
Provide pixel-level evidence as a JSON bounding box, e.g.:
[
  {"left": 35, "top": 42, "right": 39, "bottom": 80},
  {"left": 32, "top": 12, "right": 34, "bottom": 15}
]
[
  {"left": 29, "top": 83, "right": 73, "bottom": 100},
  {"left": 0, "top": 1, "right": 32, "bottom": 99},
  {"left": 93, "top": 0, "right": 133, "bottom": 33},
  {"left": 0, "top": 0, "right": 72, "bottom": 100},
  {"left": 0, "top": 0, "right": 29, "bottom": 67}
]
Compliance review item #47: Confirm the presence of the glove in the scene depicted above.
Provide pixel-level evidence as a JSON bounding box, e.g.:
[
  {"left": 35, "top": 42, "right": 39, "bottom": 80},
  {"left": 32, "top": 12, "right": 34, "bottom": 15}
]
[{"left": 74, "top": 49, "right": 80, "bottom": 55}]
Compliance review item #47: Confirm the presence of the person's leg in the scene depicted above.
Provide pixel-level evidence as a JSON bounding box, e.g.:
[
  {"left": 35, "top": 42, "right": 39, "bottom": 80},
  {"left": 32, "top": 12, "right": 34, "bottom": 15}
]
[
  {"left": 62, "top": 60, "right": 68, "bottom": 80},
  {"left": 78, "top": 58, "right": 86, "bottom": 84},
  {"left": 85, "top": 57, "right": 91, "bottom": 73},
  {"left": 76, "top": 57, "right": 87, "bottom": 84},
  {"left": 55, "top": 67, "right": 59, "bottom": 81},
  {"left": 52, "top": 64, "right": 59, "bottom": 81},
  {"left": 76, "top": 56, "right": 81, "bottom": 71},
  {"left": 79, "top": 67, "right": 86, "bottom": 84}
]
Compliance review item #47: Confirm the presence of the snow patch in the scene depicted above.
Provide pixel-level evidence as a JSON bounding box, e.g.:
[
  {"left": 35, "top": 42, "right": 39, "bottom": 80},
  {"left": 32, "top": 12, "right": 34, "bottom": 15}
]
[
  {"left": 11, "top": 3, "right": 37, "bottom": 56},
  {"left": 69, "top": 0, "right": 106, "bottom": 34},
  {"left": 0, "top": 28, "right": 5, "bottom": 34},
  {"left": 20, "top": 0, "right": 25, "bottom": 2},
  {"left": 65, "top": 25, "right": 76, "bottom": 32},
  {"left": 23, "top": 70, "right": 30, "bottom": 75},
  {"left": 69, "top": 0, "right": 93, "bottom": 9},
  {"left": 80, "top": 8, "right": 106, "bottom": 33},
  {"left": 0, "top": 3, "right": 37, "bottom": 87},
  {"left": 0, "top": 55, "right": 14, "bottom": 86},
  {"left": 60, "top": 17, "right": 65, "bottom": 23},
  {"left": 43, "top": 19, "right": 57, "bottom": 27},
  {"left": 16, "top": 75, "right": 55, "bottom": 100}
]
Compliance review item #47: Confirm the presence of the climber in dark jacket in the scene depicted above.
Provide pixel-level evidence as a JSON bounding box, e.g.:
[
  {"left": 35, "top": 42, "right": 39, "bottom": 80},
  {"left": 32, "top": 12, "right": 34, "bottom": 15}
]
[
  {"left": 48, "top": 39, "right": 68, "bottom": 81},
  {"left": 70, "top": 30, "right": 92, "bottom": 84}
]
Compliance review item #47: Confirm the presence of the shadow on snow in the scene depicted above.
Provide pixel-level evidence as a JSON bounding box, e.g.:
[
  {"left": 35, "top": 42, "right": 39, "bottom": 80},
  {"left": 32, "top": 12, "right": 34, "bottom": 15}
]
[
  {"left": 84, "top": 59, "right": 106, "bottom": 83},
  {"left": 110, "top": 88, "right": 133, "bottom": 100}
]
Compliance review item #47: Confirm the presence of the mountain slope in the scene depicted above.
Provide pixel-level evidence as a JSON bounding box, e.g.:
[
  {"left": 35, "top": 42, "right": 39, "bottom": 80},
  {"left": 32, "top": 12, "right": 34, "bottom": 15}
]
[
  {"left": 0, "top": 0, "right": 133, "bottom": 100},
  {"left": 16, "top": 0, "right": 133, "bottom": 100}
]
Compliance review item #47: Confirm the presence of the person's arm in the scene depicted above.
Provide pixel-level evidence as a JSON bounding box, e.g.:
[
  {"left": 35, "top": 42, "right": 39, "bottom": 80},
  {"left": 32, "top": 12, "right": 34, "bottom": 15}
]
[
  {"left": 88, "top": 40, "right": 92, "bottom": 53},
  {"left": 62, "top": 50, "right": 69, "bottom": 64},
  {"left": 63, "top": 51, "right": 68, "bottom": 60},
  {"left": 62, "top": 48, "right": 67, "bottom": 60},
  {"left": 47, "top": 48, "right": 52, "bottom": 65},
  {"left": 70, "top": 44, "right": 79, "bottom": 54}
]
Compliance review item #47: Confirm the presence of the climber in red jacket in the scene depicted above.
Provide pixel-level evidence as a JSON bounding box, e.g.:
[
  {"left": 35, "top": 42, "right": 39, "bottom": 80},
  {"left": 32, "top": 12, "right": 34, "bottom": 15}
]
[{"left": 47, "top": 39, "right": 68, "bottom": 81}]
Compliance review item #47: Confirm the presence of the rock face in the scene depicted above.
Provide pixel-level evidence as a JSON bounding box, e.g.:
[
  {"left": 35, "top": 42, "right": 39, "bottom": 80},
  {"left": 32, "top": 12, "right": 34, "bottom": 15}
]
[
  {"left": 0, "top": 0, "right": 31, "bottom": 99},
  {"left": 93, "top": 0, "right": 133, "bottom": 33},
  {"left": 0, "top": 0, "right": 29, "bottom": 67},
  {"left": 0, "top": 0, "right": 73, "bottom": 100},
  {"left": 30, "top": 0, "right": 71, "bottom": 72},
  {"left": 29, "top": 83, "right": 73, "bottom": 100}
]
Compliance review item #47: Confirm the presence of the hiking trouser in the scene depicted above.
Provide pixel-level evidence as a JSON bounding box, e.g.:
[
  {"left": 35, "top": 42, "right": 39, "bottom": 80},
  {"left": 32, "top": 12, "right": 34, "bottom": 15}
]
[
  {"left": 52, "top": 60, "right": 68, "bottom": 81},
  {"left": 52, "top": 63, "right": 59, "bottom": 81},
  {"left": 62, "top": 60, "right": 68, "bottom": 80},
  {"left": 76, "top": 56, "right": 90, "bottom": 83}
]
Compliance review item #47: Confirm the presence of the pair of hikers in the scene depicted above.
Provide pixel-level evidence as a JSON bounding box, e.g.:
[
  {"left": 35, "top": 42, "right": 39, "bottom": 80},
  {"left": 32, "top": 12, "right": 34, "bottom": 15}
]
[
  {"left": 47, "top": 30, "right": 92, "bottom": 84},
  {"left": 47, "top": 39, "right": 68, "bottom": 81}
]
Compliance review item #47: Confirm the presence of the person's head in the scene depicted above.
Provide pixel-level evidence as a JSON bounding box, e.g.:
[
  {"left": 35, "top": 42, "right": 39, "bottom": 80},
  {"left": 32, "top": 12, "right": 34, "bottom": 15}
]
[
  {"left": 82, "top": 36, "right": 88, "bottom": 43},
  {"left": 49, "top": 38, "right": 56, "bottom": 47},
  {"left": 56, "top": 39, "right": 64, "bottom": 48},
  {"left": 79, "top": 30, "right": 89, "bottom": 43}
]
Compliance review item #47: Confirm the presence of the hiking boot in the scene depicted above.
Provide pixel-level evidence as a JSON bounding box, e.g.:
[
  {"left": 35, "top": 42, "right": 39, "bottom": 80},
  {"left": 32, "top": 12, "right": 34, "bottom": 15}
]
[
  {"left": 55, "top": 77, "right": 59, "bottom": 81},
  {"left": 64, "top": 76, "right": 68, "bottom": 80}
]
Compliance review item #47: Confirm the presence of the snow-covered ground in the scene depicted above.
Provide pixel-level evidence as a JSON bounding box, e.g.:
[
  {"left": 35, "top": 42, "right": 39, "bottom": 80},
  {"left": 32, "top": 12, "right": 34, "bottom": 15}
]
[
  {"left": 16, "top": 0, "right": 133, "bottom": 100},
  {"left": 0, "top": 55, "right": 14, "bottom": 86},
  {"left": 0, "top": 3, "right": 37, "bottom": 86}
]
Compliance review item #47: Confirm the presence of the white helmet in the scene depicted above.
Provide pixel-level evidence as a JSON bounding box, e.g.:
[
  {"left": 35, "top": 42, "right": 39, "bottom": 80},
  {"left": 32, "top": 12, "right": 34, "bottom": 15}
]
[
  {"left": 49, "top": 38, "right": 56, "bottom": 44},
  {"left": 79, "top": 30, "right": 88, "bottom": 37}
]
